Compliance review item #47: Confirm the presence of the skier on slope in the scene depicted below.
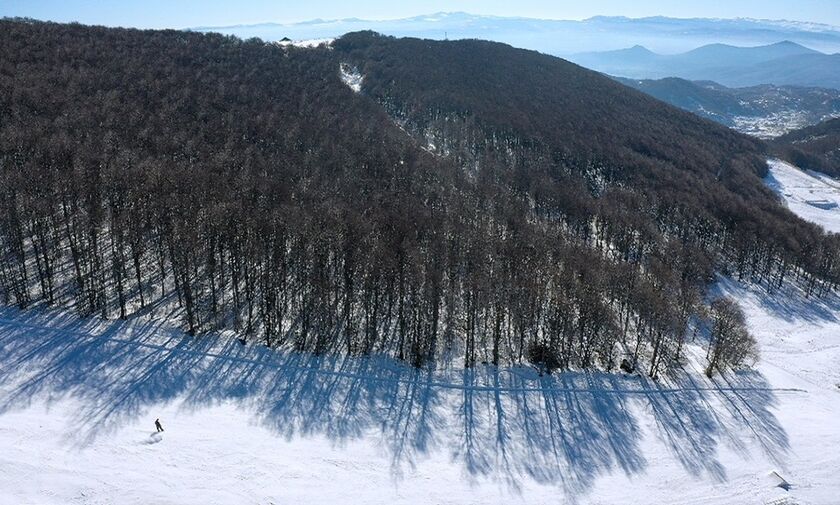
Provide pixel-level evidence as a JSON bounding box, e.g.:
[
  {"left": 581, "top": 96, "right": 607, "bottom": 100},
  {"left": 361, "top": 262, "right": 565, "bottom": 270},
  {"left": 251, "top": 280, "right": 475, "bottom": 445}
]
[{"left": 155, "top": 418, "right": 164, "bottom": 432}]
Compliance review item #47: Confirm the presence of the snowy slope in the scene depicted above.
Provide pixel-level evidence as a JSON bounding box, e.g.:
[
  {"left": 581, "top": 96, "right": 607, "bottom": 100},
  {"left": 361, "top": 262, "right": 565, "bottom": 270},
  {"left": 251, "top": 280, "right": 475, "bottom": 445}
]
[
  {"left": 0, "top": 159, "right": 838, "bottom": 504},
  {"left": 0, "top": 277, "right": 838, "bottom": 505},
  {"left": 765, "top": 158, "right": 840, "bottom": 233}
]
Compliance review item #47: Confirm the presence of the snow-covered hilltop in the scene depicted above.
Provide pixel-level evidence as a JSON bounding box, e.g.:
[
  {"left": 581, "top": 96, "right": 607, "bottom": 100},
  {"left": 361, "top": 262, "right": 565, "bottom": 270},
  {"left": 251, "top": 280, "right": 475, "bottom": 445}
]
[{"left": 277, "top": 37, "right": 334, "bottom": 48}]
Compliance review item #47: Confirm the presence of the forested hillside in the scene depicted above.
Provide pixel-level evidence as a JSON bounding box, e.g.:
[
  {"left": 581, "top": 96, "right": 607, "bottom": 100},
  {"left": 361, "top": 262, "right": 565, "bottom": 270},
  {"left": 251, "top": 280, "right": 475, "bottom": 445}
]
[
  {"left": 0, "top": 21, "right": 837, "bottom": 374},
  {"left": 771, "top": 117, "right": 840, "bottom": 177},
  {"left": 614, "top": 76, "right": 840, "bottom": 137}
]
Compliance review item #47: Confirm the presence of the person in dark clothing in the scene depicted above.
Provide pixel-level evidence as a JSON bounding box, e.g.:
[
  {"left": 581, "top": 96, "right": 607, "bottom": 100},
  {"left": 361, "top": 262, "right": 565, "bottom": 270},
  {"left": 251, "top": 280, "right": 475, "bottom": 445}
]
[{"left": 155, "top": 418, "right": 164, "bottom": 432}]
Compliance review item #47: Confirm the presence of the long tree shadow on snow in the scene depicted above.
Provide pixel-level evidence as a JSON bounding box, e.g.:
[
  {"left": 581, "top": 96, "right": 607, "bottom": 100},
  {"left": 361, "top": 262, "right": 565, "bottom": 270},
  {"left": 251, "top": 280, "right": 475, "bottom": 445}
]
[
  {"left": 714, "top": 276, "right": 840, "bottom": 325},
  {"left": 0, "top": 307, "right": 791, "bottom": 498}
]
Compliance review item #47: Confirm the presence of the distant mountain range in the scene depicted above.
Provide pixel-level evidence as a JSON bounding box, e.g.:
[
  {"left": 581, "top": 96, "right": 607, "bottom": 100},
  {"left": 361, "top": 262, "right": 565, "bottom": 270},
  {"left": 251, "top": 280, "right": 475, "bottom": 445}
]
[
  {"left": 570, "top": 41, "right": 840, "bottom": 89},
  {"left": 614, "top": 76, "right": 840, "bottom": 137},
  {"left": 191, "top": 12, "right": 840, "bottom": 54}
]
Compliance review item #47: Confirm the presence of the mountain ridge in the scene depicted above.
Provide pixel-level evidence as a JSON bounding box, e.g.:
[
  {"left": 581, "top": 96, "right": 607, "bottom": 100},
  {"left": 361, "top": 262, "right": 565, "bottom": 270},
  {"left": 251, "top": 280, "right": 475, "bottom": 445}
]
[
  {"left": 194, "top": 13, "right": 840, "bottom": 34},
  {"left": 187, "top": 13, "right": 840, "bottom": 54},
  {"left": 571, "top": 41, "right": 840, "bottom": 89}
]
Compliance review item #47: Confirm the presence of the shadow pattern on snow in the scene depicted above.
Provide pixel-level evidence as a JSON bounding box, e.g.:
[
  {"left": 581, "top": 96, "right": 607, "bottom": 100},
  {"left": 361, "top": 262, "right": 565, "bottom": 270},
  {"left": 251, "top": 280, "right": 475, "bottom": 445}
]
[
  {"left": 0, "top": 307, "right": 794, "bottom": 497},
  {"left": 715, "top": 275, "right": 840, "bottom": 326}
]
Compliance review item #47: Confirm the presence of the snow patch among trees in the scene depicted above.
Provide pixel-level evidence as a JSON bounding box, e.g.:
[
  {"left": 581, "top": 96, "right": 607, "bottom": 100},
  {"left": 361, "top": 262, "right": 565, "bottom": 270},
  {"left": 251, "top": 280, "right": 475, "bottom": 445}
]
[{"left": 339, "top": 63, "right": 363, "bottom": 93}]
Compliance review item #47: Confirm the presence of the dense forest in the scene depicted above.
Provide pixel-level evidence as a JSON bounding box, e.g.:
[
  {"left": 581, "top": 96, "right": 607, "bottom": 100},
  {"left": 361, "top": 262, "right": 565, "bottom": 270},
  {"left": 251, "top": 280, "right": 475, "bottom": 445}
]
[
  {"left": 771, "top": 117, "right": 840, "bottom": 177},
  {"left": 0, "top": 21, "right": 837, "bottom": 375}
]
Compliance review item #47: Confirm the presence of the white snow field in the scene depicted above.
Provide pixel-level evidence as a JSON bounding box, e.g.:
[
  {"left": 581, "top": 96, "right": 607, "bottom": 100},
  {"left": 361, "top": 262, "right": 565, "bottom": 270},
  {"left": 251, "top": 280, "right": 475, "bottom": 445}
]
[
  {"left": 765, "top": 158, "right": 840, "bottom": 234},
  {"left": 0, "top": 279, "right": 838, "bottom": 505},
  {"left": 0, "top": 159, "right": 838, "bottom": 504}
]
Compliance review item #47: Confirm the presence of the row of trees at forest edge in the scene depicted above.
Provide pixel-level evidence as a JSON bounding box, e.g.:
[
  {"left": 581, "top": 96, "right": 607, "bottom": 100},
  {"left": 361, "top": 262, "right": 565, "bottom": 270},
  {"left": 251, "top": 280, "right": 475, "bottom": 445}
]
[{"left": 0, "top": 22, "right": 833, "bottom": 377}]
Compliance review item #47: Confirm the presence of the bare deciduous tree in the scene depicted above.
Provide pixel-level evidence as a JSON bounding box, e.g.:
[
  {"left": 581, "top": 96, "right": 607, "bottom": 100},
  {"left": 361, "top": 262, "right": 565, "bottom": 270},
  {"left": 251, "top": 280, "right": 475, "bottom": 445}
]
[{"left": 705, "top": 297, "right": 758, "bottom": 377}]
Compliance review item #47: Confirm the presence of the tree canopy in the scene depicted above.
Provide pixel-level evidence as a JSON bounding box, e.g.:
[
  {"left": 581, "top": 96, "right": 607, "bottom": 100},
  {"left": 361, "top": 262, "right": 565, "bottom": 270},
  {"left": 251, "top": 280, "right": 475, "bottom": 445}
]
[{"left": 0, "top": 21, "right": 836, "bottom": 372}]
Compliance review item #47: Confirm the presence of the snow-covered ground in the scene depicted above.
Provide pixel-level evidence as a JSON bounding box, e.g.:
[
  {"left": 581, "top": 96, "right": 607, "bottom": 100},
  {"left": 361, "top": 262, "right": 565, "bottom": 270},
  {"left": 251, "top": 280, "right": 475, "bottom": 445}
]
[
  {"left": 766, "top": 158, "right": 840, "bottom": 234},
  {"left": 339, "top": 62, "right": 364, "bottom": 93},
  {"left": 0, "top": 159, "right": 838, "bottom": 504},
  {"left": 277, "top": 37, "right": 335, "bottom": 48},
  {"left": 0, "top": 279, "right": 838, "bottom": 504}
]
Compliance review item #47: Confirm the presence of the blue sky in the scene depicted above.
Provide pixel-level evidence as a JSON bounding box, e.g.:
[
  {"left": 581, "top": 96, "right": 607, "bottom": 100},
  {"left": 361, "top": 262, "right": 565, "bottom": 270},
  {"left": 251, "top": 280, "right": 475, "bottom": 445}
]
[{"left": 3, "top": 0, "right": 839, "bottom": 28}]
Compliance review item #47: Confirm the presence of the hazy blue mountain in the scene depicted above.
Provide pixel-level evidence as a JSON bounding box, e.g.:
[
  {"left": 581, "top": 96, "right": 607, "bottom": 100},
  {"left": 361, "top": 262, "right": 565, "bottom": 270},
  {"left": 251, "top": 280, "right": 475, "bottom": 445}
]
[
  {"left": 190, "top": 12, "right": 840, "bottom": 54},
  {"left": 615, "top": 76, "right": 840, "bottom": 137},
  {"left": 573, "top": 41, "right": 840, "bottom": 89},
  {"left": 710, "top": 52, "right": 840, "bottom": 88},
  {"left": 676, "top": 40, "right": 818, "bottom": 68}
]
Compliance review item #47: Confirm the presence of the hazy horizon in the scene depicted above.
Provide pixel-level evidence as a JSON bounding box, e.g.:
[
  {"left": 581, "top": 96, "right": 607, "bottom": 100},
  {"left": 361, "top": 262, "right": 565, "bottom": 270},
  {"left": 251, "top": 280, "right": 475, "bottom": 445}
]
[
  {"left": 3, "top": 0, "right": 840, "bottom": 30},
  {"left": 185, "top": 12, "right": 840, "bottom": 32}
]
